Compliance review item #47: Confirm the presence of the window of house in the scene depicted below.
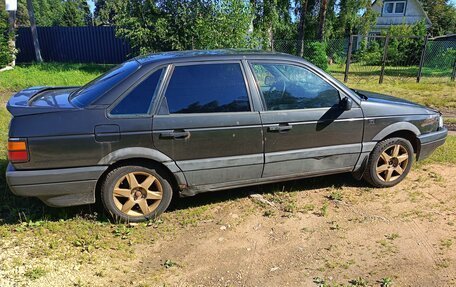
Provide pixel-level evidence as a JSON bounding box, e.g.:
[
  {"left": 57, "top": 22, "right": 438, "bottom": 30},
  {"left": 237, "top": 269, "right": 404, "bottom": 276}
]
[
  {"left": 383, "top": 1, "right": 406, "bottom": 15},
  {"left": 162, "top": 63, "right": 250, "bottom": 114},
  {"left": 110, "top": 68, "right": 165, "bottom": 115},
  {"left": 251, "top": 63, "right": 340, "bottom": 111}
]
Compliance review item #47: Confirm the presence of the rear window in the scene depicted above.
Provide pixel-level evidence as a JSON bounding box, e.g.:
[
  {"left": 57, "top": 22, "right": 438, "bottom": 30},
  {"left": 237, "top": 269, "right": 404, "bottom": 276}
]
[{"left": 70, "top": 60, "right": 139, "bottom": 107}]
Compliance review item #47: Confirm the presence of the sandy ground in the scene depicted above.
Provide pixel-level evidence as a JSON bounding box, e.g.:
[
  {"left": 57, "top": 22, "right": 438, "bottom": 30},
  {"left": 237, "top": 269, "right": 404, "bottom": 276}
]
[{"left": 1, "top": 164, "right": 456, "bottom": 287}]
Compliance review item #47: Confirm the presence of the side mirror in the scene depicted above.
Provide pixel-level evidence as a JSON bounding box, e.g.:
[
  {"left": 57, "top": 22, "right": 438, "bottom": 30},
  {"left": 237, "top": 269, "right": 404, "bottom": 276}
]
[{"left": 340, "top": 97, "right": 353, "bottom": 111}]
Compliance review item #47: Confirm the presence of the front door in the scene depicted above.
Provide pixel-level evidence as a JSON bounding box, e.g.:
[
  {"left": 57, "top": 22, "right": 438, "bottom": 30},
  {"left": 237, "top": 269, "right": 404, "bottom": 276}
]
[
  {"left": 249, "top": 62, "right": 364, "bottom": 178},
  {"left": 153, "top": 62, "right": 264, "bottom": 188}
]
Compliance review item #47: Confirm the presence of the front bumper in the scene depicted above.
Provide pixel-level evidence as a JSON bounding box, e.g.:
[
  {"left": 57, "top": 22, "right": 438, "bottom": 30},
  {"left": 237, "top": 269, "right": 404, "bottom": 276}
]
[
  {"left": 6, "top": 164, "right": 108, "bottom": 207},
  {"left": 417, "top": 127, "right": 448, "bottom": 161}
]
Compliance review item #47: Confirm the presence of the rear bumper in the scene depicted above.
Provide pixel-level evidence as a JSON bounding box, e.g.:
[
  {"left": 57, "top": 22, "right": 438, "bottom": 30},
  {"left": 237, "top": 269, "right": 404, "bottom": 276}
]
[
  {"left": 417, "top": 127, "right": 448, "bottom": 161},
  {"left": 6, "top": 164, "right": 108, "bottom": 207}
]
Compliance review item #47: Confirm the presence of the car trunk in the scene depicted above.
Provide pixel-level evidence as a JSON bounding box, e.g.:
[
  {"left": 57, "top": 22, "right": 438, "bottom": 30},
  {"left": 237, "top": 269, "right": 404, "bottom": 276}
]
[{"left": 7, "top": 86, "right": 80, "bottom": 117}]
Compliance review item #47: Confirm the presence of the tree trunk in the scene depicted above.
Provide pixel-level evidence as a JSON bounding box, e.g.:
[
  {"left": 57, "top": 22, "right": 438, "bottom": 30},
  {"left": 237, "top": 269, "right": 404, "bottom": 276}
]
[
  {"left": 296, "top": 0, "right": 308, "bottom": 57},
  {"left": 26, "top": 0, "right": 43, "bottom": 62},
  {"left": 7, "top": 11, "right": 16, "bottom": 67},
  {"left": 318, "top": 0, "right": 328, "bottom": 41}
]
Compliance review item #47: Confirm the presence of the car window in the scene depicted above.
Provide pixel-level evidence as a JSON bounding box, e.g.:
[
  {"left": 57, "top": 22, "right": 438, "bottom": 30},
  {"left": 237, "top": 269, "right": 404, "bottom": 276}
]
[
  {"left": 70, "top": 60, "right": 139, "bottom": 107},
  {"left": 110, "top": 68, "right": 164, "bottom": 115},
  {"left": 251, "top": 63, "right": 340, "bottom": 111},
  {"left": 162, "top": 63, "right": 250, "bottom": 114}
]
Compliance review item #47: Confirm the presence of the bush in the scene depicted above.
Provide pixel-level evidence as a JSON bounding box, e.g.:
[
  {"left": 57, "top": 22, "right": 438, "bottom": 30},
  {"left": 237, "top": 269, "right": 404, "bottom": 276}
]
[
  {"left": 304, "top": 41, "right": 328, "bottom": 71},
  {"left": 0, "top": 7, "right": 13, "bottom": 68}
]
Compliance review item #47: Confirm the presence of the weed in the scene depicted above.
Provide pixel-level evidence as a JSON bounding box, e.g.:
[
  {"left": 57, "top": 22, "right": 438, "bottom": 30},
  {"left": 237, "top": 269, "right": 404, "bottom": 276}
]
[
  {"left": 316, "top": 202, "right": 329, "bottom": 217},
  {"left": 24, "top": 267, "right": 47, "bottom": 280},
  {"left": 385, "top": 233, "right": 400, "bottom": 240},
  {"left": 440, "top": 239, "right": 453, "bottom": 249},
  {"left": 348, "top": 277, "right": 368, "bottom": 286},
  {"left": 327, "top": 190, "right": 343, "bottom": 201},
  {"left": 113, "top": 225, "right": 133, "bottom": 239},
  {"left": 163, "top": 259, "right": 178, "bottom": 269},
  {"left": 379, "top": 277, "right": 393, "bottom": 287}
]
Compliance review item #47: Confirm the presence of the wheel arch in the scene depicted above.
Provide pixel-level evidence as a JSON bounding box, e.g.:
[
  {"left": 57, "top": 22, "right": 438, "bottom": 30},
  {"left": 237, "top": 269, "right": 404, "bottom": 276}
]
[
  {"left": 372, "top": 122, "right": 420, "bottom": 153},
  {"left": 96, "top": 148, "right": 187, "bottom": 198}
]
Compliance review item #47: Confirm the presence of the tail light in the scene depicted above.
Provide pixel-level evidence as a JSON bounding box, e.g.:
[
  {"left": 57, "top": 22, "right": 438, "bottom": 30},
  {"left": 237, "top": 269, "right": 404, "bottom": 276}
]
[{"left": 7, "top": 139, "right": 29, "bottom": 163}]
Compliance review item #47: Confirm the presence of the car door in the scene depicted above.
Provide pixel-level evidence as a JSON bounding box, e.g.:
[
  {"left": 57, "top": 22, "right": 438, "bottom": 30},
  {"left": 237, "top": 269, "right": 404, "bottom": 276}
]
[
  {"left": 248, "top": 61, "right": 364, "bottom": 178},
  {"left": 152, "top": 61, "right": 264, "bottom": 188}
]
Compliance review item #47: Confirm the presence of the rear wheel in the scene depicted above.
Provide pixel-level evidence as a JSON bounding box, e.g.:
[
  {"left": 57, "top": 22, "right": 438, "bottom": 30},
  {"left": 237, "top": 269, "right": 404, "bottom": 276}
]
[
  {"left": 101, "top": 165, "right": 173, "bottom": 222},
  {"left": 363, "top": 137, "right": 414, "bottom": 188}
]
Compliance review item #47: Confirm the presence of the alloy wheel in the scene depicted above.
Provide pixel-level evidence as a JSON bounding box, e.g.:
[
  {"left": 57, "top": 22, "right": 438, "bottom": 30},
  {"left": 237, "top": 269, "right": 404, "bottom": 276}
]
[
  {"left": 375, "top": 144, "right": 409, "bottom": 182},
  {"left": 112, "top": 172, "right": 163, "bottom": 217}
]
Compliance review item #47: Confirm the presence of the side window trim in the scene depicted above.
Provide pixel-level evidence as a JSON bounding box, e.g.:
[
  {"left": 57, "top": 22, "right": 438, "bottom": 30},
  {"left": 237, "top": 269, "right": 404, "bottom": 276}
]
[
  {"left": 247, "top": 60, "right": 354, "bottom": 112},
  {"left": 153, "top": 60, "right": 254, "bottom": 115},
  {"left": 107, "top": 65, "right": 170, "bottom": 118}
]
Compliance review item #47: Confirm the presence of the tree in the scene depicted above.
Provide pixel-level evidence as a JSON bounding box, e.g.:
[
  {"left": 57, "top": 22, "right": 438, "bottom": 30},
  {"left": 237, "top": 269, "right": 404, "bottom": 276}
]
[
  {"left": 115, "top": 0, "right": 256, "bottom": 54},
  {"left": 420, "top": 0, "right": 456, "bottom": 35},
  {"left": 295, "top": 0, "right": 308, "bottom": 56},
  {"left": 0, "top": 2, "right": 14, "bottom": 68},
  {"left": 16, "top": 0, "right": 92, "bottom": 27},
  {"left": 27, "top": 0, "right": 43, "bottom": 62},
  {"left": 61, "top": 0, "right": 93, "bottom": 26},
  {"left": 94, "top": 0, "right": 122, "bottom": 26},
  {"left": 317, "top": 0, "right": 328, "bottom": 40},
  {"left": 336, "top": 0, "right": 377, "bottom": 37}
]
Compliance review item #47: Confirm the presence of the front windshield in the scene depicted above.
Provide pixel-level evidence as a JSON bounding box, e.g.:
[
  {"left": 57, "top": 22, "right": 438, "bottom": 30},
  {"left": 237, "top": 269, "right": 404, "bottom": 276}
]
[{"left": 70, "top": 60, "right": 140, "bottom": 107}]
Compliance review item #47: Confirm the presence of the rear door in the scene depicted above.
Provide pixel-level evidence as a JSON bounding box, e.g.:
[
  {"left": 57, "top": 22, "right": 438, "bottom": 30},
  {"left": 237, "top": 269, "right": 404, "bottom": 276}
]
[
  {"left": 248, "top": 61, "right": 364, "bottom": 178},
  {"left": 152, "top": 61, "right": 264, "bottom": 188}
]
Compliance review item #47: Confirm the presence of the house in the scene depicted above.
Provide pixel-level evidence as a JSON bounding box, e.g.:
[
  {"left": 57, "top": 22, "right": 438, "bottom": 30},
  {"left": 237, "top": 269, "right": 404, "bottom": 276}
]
[{"left": 369, "top": 0, "right": 432, "bottom": 35}]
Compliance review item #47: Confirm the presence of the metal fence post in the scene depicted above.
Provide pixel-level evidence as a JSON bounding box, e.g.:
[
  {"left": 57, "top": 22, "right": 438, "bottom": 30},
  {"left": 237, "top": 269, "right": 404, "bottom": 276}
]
[
  {"left": 416, "top": 34, "right": 429, "bottom": 83},
  {"left": 452, "top": 59, "right": 456, "bottom": 82},
  {"left": 379, "top": 34, "right": 390, "bottom": 84},
  {"left": 344, "top": 35, "right": 353, "bottom": 83}
]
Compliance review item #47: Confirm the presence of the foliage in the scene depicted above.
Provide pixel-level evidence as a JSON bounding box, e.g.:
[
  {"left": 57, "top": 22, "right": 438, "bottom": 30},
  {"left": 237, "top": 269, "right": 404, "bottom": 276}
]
[
  {"left": 0, "top": 2, "right": 14, "bottom": 68},
  {"left": 335, "top": 0, "right": 378, "bottom": 37},
  {"left": 16, "top": 0, "right": 92, "bottom": 27},
  {"left": 94, "top": 0, "right": 122, "bottom": 26},
  {"left": 420, "top": 0, "right": 456, "bottom": 36},
  {"left": 355, "top": 21, "right": 427, "bottom": 66},
  {"left": 115, "top": 0, "right": 256, "bottom": 54},
  {"left": 304, "top": 41, "right": 328, "bottom": 71}
]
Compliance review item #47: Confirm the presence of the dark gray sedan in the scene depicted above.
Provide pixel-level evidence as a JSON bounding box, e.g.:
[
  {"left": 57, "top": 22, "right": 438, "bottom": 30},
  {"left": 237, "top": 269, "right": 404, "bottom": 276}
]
[{"left": 6, "top": 50, "right": 447, "bottom": 222}]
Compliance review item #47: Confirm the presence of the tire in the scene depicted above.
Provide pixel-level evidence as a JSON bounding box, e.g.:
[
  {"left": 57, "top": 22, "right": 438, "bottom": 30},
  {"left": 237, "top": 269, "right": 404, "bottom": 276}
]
[
  {"left": 363, "top": 137, "right": 414, "bottom": 188},
  {"left": 101, "top": 164, "right": 173, "bottom": 223}
]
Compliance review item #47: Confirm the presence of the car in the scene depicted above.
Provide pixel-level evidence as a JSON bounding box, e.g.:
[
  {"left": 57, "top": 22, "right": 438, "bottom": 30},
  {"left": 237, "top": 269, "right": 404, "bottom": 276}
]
[{"left": 5, "top": 50, "right": 447, "bottom": 222}]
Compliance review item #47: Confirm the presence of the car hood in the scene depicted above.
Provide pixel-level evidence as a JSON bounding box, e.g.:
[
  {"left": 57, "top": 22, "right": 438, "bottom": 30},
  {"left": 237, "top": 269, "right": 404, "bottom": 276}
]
[
  {"left": 7, "top": 86, "right": 80, "bottom": 116},
  {"left": 357, "top": 90, "right": 438, "bottom": 117}
]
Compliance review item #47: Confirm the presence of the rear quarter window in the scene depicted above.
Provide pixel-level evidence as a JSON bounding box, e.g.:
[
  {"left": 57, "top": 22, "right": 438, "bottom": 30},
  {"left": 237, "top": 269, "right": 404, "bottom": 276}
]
[{"left": 110, "top": 68, "right": 165, "bottom": 115}]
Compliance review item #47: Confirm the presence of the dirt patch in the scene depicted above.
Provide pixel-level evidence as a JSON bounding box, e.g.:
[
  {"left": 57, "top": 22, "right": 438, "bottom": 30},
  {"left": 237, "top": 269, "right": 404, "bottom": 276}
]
[{"left": 1, "top": 164, "right": 456, "bottom": 286}]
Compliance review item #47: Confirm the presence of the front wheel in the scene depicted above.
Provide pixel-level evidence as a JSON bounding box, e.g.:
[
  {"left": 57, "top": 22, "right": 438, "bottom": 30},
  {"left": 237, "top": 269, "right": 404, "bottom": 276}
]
[
  {"left": 363, "top": 137, "right": 414, "bottom": 188},
  {"left": 101, "top": 165, "right": 173, "bottom": 222}
]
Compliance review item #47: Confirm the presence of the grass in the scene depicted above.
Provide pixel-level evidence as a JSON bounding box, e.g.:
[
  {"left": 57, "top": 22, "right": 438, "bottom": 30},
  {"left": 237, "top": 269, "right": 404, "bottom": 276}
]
[
  {"left": 0, "top": 62, "right": 111, "bottom": 96},
  {"left": 328, "top": 63, "right": 456, "bottom": 110}
]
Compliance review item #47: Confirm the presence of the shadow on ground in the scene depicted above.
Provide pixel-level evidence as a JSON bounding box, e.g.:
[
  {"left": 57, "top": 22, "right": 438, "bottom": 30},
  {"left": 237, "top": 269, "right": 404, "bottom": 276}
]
[{"left": 0, "top": 163, "right": 366, "bottom": 225}]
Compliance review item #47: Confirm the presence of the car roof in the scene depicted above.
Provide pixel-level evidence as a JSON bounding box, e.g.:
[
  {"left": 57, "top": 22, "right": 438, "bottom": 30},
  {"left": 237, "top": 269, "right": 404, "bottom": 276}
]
[{"left": 133, "top": 49, "right": 299, "bottom": 65}]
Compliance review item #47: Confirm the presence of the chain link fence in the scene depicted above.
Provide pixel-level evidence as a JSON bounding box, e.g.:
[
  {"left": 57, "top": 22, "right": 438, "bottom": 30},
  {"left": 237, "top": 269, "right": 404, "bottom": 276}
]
[{"left": 272, "top": 36, "right": 456, "bottom": 84}]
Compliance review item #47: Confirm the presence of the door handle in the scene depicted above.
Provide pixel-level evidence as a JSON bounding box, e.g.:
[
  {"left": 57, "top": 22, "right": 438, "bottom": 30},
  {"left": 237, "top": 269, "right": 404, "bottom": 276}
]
[
  {"left": 268, "top": 124, "right": 292, "bottom": 133},
  {"left": 159, "top": 130, "right": 190, "bottom": 139}
]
